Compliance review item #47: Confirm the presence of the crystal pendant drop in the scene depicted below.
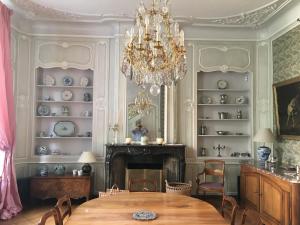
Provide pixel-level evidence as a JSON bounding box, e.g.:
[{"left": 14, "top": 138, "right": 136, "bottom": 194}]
[{"left": 150, "top": 85, "right": 161, "bottom": 96}]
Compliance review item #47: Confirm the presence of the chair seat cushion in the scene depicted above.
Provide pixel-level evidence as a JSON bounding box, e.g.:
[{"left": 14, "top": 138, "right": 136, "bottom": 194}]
[{"left": 198, "top": 182, "right": 223, "bottom": 190}]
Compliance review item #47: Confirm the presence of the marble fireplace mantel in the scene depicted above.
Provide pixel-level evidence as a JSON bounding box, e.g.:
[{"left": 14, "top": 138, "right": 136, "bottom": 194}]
[{"left": 105, "top": 144, "right": 186, "bottom": 189}]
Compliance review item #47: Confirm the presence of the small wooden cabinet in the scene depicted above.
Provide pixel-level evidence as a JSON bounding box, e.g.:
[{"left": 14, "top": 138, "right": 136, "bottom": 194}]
[
  {"left": 241, "top": 163, "right": 300, "bottom": 225},
  {"left": 30, "top": 174, "right": 92, "bottom": 201}
]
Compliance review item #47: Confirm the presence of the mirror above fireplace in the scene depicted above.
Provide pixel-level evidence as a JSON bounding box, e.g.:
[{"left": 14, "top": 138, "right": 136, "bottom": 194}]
[{"left": 126, "top": 80, "right": 165, "bottom": 142}]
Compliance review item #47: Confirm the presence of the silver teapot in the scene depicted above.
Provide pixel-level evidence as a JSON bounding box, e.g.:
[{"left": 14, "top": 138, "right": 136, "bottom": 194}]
[
  {"left": 220, "top": 94, "right": 227, "bottom": 104},
  {"left": 218, "top": 112, "right": 228, "bottom": 120}
]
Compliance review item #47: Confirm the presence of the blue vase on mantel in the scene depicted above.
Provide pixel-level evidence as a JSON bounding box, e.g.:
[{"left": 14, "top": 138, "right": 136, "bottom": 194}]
[{"left": 257, "top": 146, "right": 271, "bottom": 161}]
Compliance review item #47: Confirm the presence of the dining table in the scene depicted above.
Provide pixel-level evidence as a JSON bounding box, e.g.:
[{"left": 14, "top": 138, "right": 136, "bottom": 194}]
[{"left": 65, "top": 192, "right": 229, "bottom": 225}]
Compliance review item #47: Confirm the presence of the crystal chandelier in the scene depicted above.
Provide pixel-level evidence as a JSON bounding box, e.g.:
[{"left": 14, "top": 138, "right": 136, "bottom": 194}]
[{"left": 121, "top": 0, "right": 187, "bottom": 96}]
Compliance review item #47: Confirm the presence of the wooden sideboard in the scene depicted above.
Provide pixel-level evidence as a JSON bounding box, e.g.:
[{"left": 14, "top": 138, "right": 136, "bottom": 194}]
[
  {"left": 240, "top": 163, "right": 300, "bottom": 225},
  {"left": 30, "top": 174, "right": 92, "bottom": 201}
]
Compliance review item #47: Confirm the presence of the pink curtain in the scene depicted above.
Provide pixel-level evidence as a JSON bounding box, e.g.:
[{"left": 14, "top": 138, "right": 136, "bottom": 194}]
[{"left": 0, "top": 2, "right": 22, "bottom": 220}]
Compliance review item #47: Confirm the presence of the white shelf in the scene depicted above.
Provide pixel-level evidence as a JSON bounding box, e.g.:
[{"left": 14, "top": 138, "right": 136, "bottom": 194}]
[
  {"left": 197, "top": 104, "right": 248, "bottom": 106},
  {"left": 36, "top": 116, "right": 92, "bottom": 119},
  {"left": 197, "top": 89, "right": 249, "bottom": 92},
  {"left": 198, "top": 135, "right": 249, "bottom": 137},
  {"left": 197, "top": 156, "right": 253, "bottom": 160},
  {"left": 198, "top": 119, "right": 248, "bottom": 121},
  {"left": 35, "top": 137, "right": 92, "bottom": 139},
  {"left": 37, "top": 100, "right": 93, "bottom": 104},
  {"left": 36, "top": 85, "right": 93, "bottom": 89}
]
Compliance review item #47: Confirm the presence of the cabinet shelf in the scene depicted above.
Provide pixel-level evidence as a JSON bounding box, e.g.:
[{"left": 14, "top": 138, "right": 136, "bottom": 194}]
[
  {"left": 198, "top": 119, "right": 248, "bottom": 121},
  {"left": 197, "top": 156, "right": 252, "bottom": 160},
  {"left": 197, "top": 104, "right": 248, "bottom": 106},
  {"left": 197, "top": 89, "right": 249, "bottom": 92},
  {"left": 35, "top": 137, "right": 92, "bottom": 139},
  {"left": 36, "top": 116, "right": 92, "bottom": 119},
  {"left": 198, "top": 135, "right": 249, "bottom": 137},
  {"left": 36, "top": 85, "right": 93, "bottom": 89},
  {"left": 37, "top": 100, "right": 93, "bottom": 104}
]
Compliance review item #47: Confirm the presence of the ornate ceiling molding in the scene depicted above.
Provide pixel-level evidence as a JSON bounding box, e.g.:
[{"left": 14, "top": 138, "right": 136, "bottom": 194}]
[{"left": 9, "top": 0, "right": 292, "bottom": 27}]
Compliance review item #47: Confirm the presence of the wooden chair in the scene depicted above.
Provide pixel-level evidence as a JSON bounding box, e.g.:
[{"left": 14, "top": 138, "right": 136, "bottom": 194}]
[
  {"left": 128, "top": 178, "right": 158, "bottom": 192},
  {"left": 196, "top": 160, "right": 225, "bottom": 197},
  {"left": 221, "top": 195, "right": 238, "bottom": 225},
  {"left": 37, "top": 208, "right": 60, "bottom": 225},
  {"left": 55, "top": 195, "right": 72, "bottom": 225},
  {"left": 240, "top": 208, "right": 264, "bottom": 225}
]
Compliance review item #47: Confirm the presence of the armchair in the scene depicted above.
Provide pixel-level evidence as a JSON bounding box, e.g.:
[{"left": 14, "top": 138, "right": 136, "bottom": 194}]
[{"left": 196, "top": 160, "right": 225, "bottom": 197}]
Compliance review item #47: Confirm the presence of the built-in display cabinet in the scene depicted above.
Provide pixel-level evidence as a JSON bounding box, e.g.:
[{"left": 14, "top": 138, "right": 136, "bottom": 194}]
[
  {"left": 34, "top": 67, "right": 94, "bottom": 158},
  {"left": 197, "top": 71, "right": 252, "bottom": 158}
]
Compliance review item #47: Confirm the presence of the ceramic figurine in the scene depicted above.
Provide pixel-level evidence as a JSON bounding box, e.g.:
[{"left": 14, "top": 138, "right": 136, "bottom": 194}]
[
  {"left": 62, "top": 106, "right": 70, "bottom": 116},
  {"left": 83, "top": 93, "right": 92, "bottom": 102}
]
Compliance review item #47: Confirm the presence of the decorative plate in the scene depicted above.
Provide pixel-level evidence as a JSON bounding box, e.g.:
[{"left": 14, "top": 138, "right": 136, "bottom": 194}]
[
  {"left": 53, "top": 121, "right": 76, "bottom": 137},
  {"left": 132, "top": 211, "right": 157, "bottom": 221},
  {"left": 199, "top": 96, "right": 212, "bottom": 104},
  {"left": 37, "top": 104, "right": 50, "bottom": 116},
  {"left": 43, "top": 75, "right": 55, "bottom": 86},
  {"left": 62, "top": 90, "right": 73, "bottom": 101},
  {"left": 80, "top": 77, "right": 89, "bottom": 87},
  {"left": 217, "top": 80, "right": 228, "bottom": 89},
  {"left": 236, "top": 96, "right": 247, "bottom": 104},
  {"left": 36, "top": 145, "right": 49, "bottom": 155},
  {"left": 63, "top": 76, "right": 73, "bottom": 86}
]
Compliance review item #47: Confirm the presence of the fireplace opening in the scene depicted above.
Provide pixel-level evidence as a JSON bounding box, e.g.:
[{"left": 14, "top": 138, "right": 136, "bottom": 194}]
[
  {"left": 127, "top": 163, "right": 163, "bottom": 170},
  {"left": 125, "top": 163, "right": 163, "bottom": 192}
]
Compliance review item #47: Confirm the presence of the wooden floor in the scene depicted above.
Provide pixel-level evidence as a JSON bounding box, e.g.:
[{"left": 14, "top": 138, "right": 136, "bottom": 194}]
[{"left": 1, "top": 196, "right": 252, "bottom": 225}]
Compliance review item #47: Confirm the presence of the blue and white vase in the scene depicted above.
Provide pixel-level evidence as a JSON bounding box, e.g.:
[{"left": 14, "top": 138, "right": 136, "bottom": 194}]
[{"left": 257, "top": 146, "right": 271, "bottom": 161}]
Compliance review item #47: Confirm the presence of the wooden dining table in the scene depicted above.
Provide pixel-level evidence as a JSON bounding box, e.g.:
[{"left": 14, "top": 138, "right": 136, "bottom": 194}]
[{"left": 65, "top": 192, "right": 229, "bottom": 225}]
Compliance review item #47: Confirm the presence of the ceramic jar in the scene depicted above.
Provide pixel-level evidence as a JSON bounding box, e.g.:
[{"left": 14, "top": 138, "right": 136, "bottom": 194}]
[{"left": 54, "top": 164, "right": 66, "bottom": 175}]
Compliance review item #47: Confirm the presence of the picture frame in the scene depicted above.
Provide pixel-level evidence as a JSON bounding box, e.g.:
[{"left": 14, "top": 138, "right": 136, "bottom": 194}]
[{"left": 273, "top": 76, "right": 300, "bottom": 140}]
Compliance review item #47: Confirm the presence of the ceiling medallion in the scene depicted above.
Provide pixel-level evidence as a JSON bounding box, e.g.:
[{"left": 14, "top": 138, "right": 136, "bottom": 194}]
[{"left": 121, "top": 0, "right": 187, "bottom": 96}]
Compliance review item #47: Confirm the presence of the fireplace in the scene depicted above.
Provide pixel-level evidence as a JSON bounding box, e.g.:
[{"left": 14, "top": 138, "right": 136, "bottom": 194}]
[{"left": 105, "top": 144, "right": 185, "bottom": 191}]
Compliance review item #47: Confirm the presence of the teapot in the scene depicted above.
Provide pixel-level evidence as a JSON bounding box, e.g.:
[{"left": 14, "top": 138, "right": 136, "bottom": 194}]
[
  {"left": 219, "top": 94, "right": 228, "bottom": 104},
  {"left": 54, "top": 164, "right": 65, "bottom": 175},
  {"left": 218, "top": 112, "right": 228, "bottom": 120}
]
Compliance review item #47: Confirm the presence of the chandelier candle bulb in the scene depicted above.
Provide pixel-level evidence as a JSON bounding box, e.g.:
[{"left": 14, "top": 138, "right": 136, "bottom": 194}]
[
  {"left": 145, "top": 15, "right": 150, "bottom": 33},
  {"left": 180, "top": 30, "right": 185, "bottom": 46}
]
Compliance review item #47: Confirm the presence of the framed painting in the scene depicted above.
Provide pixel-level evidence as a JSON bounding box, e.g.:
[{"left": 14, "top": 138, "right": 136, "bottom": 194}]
[{"left": 273, "top": 76, "right": 300, "bottom": 139}]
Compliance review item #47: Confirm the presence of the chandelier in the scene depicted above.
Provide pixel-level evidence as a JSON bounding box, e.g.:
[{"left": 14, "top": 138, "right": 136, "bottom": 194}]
[
  {"left": 121, "top": 0, "right": 187, "bottom": 96},
  {"left": 134, "top": 91, "right": 153, "bottom": 115}
]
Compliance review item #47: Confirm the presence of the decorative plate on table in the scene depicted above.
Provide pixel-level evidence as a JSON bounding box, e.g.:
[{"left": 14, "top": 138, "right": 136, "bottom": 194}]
[
  {"left": 53, "top": 121, "right": 76, "bottom": 137},
  {"left": 236, "top": 96, "right": 247, "bottom": 104},
  {"left": 217, "top": 80, "right": 228, "bottom": 89},
  {"left": 132, "top": 210, "right": 157, "bottom": 221},
  {"left": 62, "top": 90, "right": 73, "bottom": 101},
  {"left": 43, "top": 75, "right": 55, "bottom": 86},
  {"left": 63, "top": 76, "right": 73, "bottom": 86},
  {"left": 37, "top": 104, "right": 50, "bottom": 116},
  {"left": 80, "top": 77, "right": 89, "bottom": 87}
]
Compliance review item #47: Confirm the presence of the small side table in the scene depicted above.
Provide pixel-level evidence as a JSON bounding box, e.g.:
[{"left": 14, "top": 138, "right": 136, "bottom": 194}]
[{"left": 30, "top": 174, "right": 92, "bottom": 201}]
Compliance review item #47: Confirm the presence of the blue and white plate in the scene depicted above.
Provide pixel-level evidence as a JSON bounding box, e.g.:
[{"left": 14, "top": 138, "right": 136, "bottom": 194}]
[
  {"left": 132, "top": 210, "right": 157, "bottom": 221},
  {"left": 63, "top": 76, "right": 73, "bottom": 86}
]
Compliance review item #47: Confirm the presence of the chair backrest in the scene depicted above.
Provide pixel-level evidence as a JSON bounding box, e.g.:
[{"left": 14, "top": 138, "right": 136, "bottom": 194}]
[
  {"left": 204, "top": 160, "right": 225, "bottom": 184},
  {"left": 37, "top": 208, "right": 60, "bottom": 225},
  {"left": 55, "top": 195, "right": 72, "bottom": 225},
  {"left": 128, "top": 178, "right": 158, "bottom": 192},
  {"left": 221, "top": 195, "right": 238, "bottom": 225},
  {"left": 240, "top": 208, "right": 264, "bottom": 225}
]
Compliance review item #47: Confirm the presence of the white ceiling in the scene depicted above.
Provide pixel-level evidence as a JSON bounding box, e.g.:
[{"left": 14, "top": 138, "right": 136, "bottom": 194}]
[{"left": 6, "top": 0, "right": 293, "bottom": 27}]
